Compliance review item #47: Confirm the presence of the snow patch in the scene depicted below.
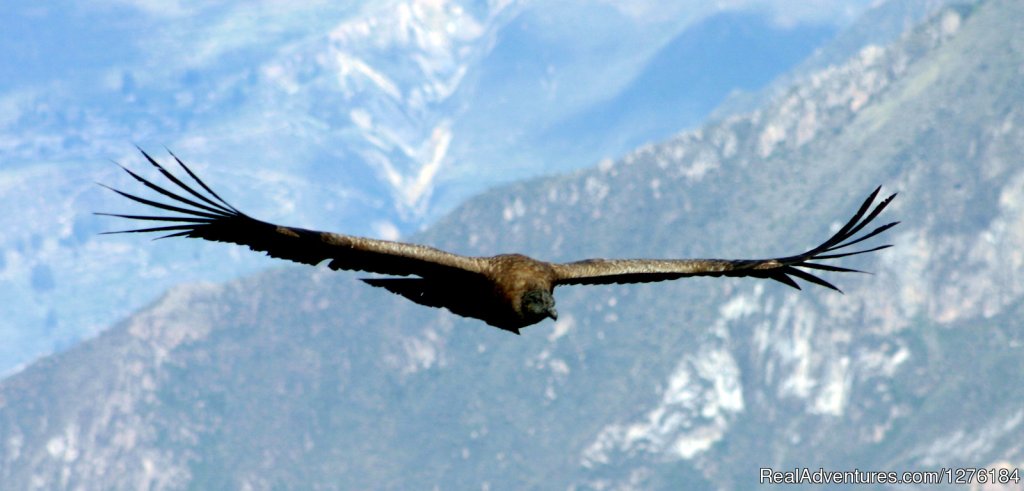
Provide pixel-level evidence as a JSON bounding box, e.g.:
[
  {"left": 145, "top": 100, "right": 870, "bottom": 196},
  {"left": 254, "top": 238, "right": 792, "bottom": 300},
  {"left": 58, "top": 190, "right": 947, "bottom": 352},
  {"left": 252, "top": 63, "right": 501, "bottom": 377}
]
[
  {"left": 857, "top": 344, "right": 910, "bottom": 379},
  {"left": 549, "top": 358, "right": 570, "bottom": 377},
  {"left": 581, "top": 347, "right": 744, "bottom": 466},
  {"left": 5, "top": 434, "right": 22, "bottom": 463},
  {"left": 45, "top": 425, "right": 79, "bottom": 463},
  {"left": 719, "top": 286, "right": 761, "bottom": 321},
  {"left": 127, "top": 283, "right": 220, "bottom": 367},
  {"left": 915, "top": 409, "right": 1024, "bottom": 466},
  {"left": 398, "top": 328, "right": 445, "bottom": 374},
  {"left": 584, "top": 176, "right": 609, "bottom": 202},
  {"left": 547, "top": 314, "right": 574, "bottom": 342},
  {"left": 373, "top": 220, "right": 402, "bottom": 241},
  {"left": 811, "top": 355, "right": 850, "bottom": 416},
  {"left": 502, "top": 196, "right": 526, "bottom": 221},
  {"left": 334, "top": 52, "right": 403, "bottom": 100},
  {"left": 350, "top": 108, "right": 373, "bottom": 130}
]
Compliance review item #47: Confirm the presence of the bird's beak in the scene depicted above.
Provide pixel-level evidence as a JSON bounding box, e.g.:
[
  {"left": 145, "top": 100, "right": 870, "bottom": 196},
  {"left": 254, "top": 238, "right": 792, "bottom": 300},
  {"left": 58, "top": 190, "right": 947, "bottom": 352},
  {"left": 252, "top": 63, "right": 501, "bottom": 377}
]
[{"left": 547, "top": 308, "right": 558, "bottom": 321}]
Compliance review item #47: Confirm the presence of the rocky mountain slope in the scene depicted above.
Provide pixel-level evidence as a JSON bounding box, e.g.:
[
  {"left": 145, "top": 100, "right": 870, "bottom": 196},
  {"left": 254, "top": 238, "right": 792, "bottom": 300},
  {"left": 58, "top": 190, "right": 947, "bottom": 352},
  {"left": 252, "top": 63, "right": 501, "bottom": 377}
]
[
  {"left": 0, "top": 0, "right": 857, "bottom": 375},
  {"left": 3, "top": 0, "right": 1022, "bottom": 489}
]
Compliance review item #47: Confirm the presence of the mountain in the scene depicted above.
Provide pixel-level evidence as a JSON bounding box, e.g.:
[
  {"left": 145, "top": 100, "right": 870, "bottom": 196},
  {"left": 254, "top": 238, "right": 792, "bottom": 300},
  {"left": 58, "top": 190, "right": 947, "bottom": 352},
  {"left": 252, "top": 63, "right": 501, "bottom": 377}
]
[
  {"left": 515, "top": 11, "right": 834, "bottom": 172},
  {"left": 710, "top": 0, "right": 954, "bottom": 118},
  {"left": 3, "top": 0, "right": 1022, "bottom": 488},
  {"left": 0, "top": 0, "right": 861, "bottom": 375}
]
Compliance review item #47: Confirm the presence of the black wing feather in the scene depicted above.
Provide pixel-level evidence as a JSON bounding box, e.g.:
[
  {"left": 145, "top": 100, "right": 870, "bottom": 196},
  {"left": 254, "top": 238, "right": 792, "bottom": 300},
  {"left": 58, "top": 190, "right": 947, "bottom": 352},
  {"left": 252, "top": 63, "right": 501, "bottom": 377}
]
[
  {"left": 96, "top": 183, "right": 226, "bottom": 219},
  {"left": 97, "top": 149, "right": 483, "bottom": 277},
  {"left": 163, "top": 147, "right": 242, "bottom": 214},
  {"left": 744, "top": 189, "right": 898, "bottom": 291},
  {"left": 555, "top": 188, "right": 898, "bottom": 291}
]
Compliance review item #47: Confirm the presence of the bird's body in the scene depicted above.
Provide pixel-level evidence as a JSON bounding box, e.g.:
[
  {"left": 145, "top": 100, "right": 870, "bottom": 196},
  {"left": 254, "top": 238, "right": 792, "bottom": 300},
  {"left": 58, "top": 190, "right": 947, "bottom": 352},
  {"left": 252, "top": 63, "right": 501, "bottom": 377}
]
[
  {"left": 99, "top": 149, "right": 898, "bottom": 334},
  {"left": 366, "top": 254, "right": 559, "bottom": 332}
]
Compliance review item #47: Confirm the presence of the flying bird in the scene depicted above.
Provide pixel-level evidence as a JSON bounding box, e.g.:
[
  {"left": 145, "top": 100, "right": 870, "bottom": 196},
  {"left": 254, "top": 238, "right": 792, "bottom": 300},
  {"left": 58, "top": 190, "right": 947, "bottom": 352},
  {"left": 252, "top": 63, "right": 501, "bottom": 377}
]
[{"left": 98, "top": 149, "right": 898, "bottom": 334}]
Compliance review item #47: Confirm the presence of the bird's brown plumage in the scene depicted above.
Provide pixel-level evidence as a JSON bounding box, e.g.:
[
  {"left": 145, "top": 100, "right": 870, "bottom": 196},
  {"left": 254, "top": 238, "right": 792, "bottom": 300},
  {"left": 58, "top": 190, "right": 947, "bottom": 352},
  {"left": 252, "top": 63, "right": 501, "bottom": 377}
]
[{"left": 99, "top": 149, "right": 898, "bottom": 334}]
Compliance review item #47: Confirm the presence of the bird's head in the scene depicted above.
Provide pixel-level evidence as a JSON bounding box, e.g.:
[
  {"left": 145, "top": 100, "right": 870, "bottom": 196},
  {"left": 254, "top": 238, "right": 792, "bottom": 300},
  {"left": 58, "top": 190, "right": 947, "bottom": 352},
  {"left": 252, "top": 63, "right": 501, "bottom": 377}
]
[{"left": 521, "top": 289, "right": 558, "bottom": 322}]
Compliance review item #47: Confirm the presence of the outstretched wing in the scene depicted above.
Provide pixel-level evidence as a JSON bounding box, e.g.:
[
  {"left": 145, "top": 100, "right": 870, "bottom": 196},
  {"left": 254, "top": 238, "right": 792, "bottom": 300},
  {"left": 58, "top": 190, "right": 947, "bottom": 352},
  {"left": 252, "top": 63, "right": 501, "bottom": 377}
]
[
  {"left": 97, "top": 149, "right": 486, "bottom": 278},
  {"left": 552, "top": 187, "right": 897, "bottom": 292}
]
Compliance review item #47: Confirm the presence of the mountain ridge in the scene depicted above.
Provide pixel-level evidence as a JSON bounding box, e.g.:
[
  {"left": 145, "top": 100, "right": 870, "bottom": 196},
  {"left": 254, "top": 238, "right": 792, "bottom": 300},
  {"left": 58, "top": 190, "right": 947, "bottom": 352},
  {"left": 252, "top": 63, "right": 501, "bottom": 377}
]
[
  {"left": 3, "top": 0, "right": 1023, "bottom": 488},
  {"left": 0, "top": 0, "right": 864, "bottom": 375}
]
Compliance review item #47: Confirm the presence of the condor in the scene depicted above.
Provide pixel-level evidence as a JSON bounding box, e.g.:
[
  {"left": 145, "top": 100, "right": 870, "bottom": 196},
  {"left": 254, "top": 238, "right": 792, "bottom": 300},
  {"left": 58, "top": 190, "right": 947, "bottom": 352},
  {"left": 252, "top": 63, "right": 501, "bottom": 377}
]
[{"left": 99, "top": 149, "right": 897, "bottom": 334}]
